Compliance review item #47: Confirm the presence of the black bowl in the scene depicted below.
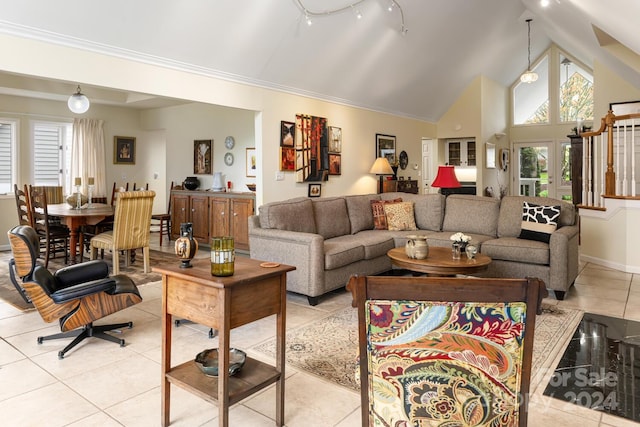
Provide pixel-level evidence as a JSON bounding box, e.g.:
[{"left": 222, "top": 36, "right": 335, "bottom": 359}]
[{"left": 195, "top": 348, "right": 247, "bottom": 377}]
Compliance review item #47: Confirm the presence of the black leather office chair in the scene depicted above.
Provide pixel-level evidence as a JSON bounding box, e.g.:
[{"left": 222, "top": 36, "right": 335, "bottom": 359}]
[{"left": 8, "top": 225, "right": 143, "bottom": 359}]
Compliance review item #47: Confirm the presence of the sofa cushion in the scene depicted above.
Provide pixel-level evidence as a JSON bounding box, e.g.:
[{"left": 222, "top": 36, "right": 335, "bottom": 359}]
[
  {"left": 519, "top": 202, "right": 561, "bottom": 243},
  {"left": 324, "top": 237, "right": 365, "bottom": 270},
  {"left": 345, "top": 194, "right": 381, "bottom": 234},
  {"left": 442, "top": 195, "right": 500, "bottom": 237},
  {"left": 352, "top": 230, "right": 396, "bottom": 259},
  {"left": 312, "top": 197, "right": 351, "bottom": 239},
  {"left": 371, "top": 198, "right": 402, "bottom": 230},
  {"left": 481, "top": 237, "right": 549, "bottom": 265},
  {"left": 258, "top": 197, "right": 316, "bottom": 233},
  {"left": 384, "top": 201, "right": 418, "bottom": 231},
  {"left": 498, "top": 196, "right": 575, "bottom": 238},
  {"left": 397, "top": 193, "right": 445, "bottom": 231}
]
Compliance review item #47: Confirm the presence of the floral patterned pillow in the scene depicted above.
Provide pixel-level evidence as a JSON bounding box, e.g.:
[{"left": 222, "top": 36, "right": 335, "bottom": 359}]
[
  {"left": 383, "top": 201, "right": 417, "bottom": 231},
  {"left": 370, "top": 198, "right": 402, "bottom": 230}
]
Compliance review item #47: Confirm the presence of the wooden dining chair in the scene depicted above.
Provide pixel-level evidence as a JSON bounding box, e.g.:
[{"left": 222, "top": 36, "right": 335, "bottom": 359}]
[
  {"left": 151, "top": 181, "right": 173, "bottom": 246},
  {"left": 28, "top": 185, "right": 70, "bottom": 267},
  {"left": 90, "top": 190, "right": 156, "bottom": 274},
  {"left": 14, "top": 184, "right": 33, "bottom": 226},
  {"left": 346, "top": 275, "right": 547, "bottom": 427}
]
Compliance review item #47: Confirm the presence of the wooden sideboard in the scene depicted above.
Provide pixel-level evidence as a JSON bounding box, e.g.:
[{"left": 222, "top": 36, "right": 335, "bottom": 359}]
[
  {"left": 170, "top": 190, "right": 255, "bottom": 252},
  {"left": 382, "top": 179, "right": 419, "bottom": 194}
]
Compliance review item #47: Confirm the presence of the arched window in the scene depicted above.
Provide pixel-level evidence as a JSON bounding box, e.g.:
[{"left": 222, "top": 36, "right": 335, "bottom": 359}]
[{"left": 559, "top": 53, "right": 593, "bottom": 123}]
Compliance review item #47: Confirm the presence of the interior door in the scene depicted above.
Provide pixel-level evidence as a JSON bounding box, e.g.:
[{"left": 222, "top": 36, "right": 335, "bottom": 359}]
[
  {"left": 513, "top": 141, "right": 556, "bottom": 198},
  {"left": 422, "top": 138, "right": 434, "bottom": 194}
]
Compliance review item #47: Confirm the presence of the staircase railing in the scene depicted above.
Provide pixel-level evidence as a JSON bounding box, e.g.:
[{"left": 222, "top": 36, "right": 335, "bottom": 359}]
[{"left": 579, "top": 110, "right": 640, "bottom": 209}]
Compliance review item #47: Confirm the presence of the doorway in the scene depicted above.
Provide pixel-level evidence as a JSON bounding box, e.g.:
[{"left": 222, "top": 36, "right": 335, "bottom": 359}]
[{"left": 513, "top": 141, "right": 556, "bottom": 198}]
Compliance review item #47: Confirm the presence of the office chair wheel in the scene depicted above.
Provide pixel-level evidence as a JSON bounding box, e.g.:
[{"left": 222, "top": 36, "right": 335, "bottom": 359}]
[
  {"left": 126, "top": 322, "right": 133, "bottom": 329},
  {"left": 209, "top": 329, "right": 217, "bottom": 339},
  {"left": 37, "top": 337, "right": 44, "bottom": 344},
  {"left": 58, "top": 351, "right": 64, "bottom": 359},
  {"left": 119, "top": 339, "right": 126, "bottom": 347}
]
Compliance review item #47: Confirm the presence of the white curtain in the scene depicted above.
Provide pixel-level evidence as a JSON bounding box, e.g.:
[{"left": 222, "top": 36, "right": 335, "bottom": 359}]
[{"left": 71, "top": 118, "right": 106, "bottom": 197}]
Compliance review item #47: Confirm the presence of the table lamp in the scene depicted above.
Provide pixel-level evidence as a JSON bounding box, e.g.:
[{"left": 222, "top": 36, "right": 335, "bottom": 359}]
[
  {"left": 370, "top": 157, "right": 394, "bottom": 193},
  {"left": 431, "top": 165, "right": 461, "bottom": 196}
]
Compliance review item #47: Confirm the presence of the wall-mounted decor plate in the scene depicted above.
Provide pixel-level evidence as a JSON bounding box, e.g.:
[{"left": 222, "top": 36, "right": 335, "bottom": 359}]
[
  {"left": 224, "top": 152, "right": 234, "bottom": 166},
  {"left": 225, "top": 136, "right": 235, "bottom": 149}
]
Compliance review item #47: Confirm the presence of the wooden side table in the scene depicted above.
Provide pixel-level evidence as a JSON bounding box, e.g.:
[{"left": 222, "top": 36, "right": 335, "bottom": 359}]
[{"left": 154, "top": 257, "right": 295, "bottom": 427}]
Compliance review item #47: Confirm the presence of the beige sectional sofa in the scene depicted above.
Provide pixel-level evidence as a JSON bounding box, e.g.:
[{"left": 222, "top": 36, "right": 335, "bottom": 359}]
[{"left": 248, "top": 193, "right": 579, "bottom": 305}]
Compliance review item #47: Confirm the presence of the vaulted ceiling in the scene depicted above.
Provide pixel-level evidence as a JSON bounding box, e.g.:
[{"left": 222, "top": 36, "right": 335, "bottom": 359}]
[{"left": 0, "top": 0, "right": 638, "bottom": 122}]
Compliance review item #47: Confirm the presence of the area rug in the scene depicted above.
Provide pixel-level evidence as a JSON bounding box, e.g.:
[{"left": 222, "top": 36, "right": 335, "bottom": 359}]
[
  {"left": 0, "top": 249, "right": 176, "bottom": 311},
  {"left": 252, "top": 303, "right": 584, "bottom": 392}
]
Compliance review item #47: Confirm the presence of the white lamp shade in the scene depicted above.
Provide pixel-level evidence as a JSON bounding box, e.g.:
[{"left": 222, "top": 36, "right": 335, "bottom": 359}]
[
  {"left": 369, "top": 157, "right": 394, "bottom": 175},
  {"left": 68, "top": 86, "right": 90, "bottom": 114}
]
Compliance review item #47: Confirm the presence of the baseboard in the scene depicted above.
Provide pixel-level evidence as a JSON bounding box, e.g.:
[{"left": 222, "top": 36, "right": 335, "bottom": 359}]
[{"left": 580, "top": 254, "right": 640, "bottom": 274}]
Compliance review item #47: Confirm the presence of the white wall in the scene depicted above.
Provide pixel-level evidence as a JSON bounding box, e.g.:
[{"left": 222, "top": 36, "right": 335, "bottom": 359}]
[{"left": 0, "top": 32, "right": 436, "bottom": 247}]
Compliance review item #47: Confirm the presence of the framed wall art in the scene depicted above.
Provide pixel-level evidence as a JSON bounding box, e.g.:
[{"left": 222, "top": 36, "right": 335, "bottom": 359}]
[
  {"left": 194, "top": 139, "right": 212, "bottom": 174},
  {"left": 295, "top": 114, "right": 329, "bottom": 182},
  {"left": 329, "top": 126, "right": 342, "bottom": 153},
  {"left": 246, "top": 147, "right": 257, "bottom": 177},
  {"left": 308, "top": 183, "right": 321, "bottom": 197},
  {"left": 376, "top": 134, "right": 396, "bottom": 163},
  {"left": 328, "top": 153, "right": 341, "bottom": 175},
  {"left": 280, "top": 147, "right": 295, "bottom": 171},
  {"left": 281, "top": 121, "right": 295, "bottom": 147},
  {"left": 114, "top": 136, "right": 136, "bottom": 165}
]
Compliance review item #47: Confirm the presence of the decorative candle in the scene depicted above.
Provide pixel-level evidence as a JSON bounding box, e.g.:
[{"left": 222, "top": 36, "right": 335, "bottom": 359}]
[
  {"left": 88, "top": 177, "right": 95, "bottom": 185},
  {"left": 75, "top": 177, "right": 81, "bottom": 186}
]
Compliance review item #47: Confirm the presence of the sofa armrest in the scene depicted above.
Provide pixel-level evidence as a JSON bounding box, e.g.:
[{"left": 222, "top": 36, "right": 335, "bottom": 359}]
[
  {"left": 249, "top": 217, "right": 326, "bottom": 297},
  {"left": 548, "top": 224, "right": 580, "bottom": 291}
]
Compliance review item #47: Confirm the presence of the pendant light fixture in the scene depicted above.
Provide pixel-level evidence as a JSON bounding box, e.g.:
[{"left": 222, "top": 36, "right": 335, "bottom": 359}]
[
  {"left": 520, "top": 19, "right": 538, "bottom": 84},
  {"left": 67, "top": 85, "right": 90, "bottom": 114}
]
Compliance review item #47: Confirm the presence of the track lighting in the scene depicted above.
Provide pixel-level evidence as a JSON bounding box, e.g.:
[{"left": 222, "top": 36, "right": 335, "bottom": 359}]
[{"left": 296, "top": 0, "right": 407, "bottom": 34}]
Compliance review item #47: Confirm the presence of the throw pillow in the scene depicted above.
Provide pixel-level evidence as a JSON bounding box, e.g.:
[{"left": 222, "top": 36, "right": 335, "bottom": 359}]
[
  {"left": 371, "top": 198, "right": 402, "bottom": 230},
  {"left": 384, "top": 201, "right": 418, "bottom": 231},
  {"left": 518, "top": 201, "right": 561, "bottom": 243}
]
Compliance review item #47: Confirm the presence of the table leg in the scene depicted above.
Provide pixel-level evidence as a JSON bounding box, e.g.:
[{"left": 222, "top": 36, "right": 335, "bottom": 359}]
[
  {"left": 162, "top": 278, "right": 172, "bottom": 427},
  {"left": 67, "top": 225, "right": 79, "bottom": 264}
]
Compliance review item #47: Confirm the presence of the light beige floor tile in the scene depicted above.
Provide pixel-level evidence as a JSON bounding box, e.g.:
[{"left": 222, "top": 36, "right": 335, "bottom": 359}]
[
  {"left": 527, "top": 400, "right": 601, "bottom": 426},
  {"left": 624, "top": 293, "right": 640, "bottom": 320},
  {"left": 0, "top": 309, "right": 56, "bottom": 337},
  {"left": 106, "top": 386, "right": 216, "bottom": 426},
  {"left": 0, "top": 301, "right": 24, "bottom": 320},
  {"left": 558, "top": 294, "right": 625, "bottom": 318},
  {"left": 0, "top": 358, "right": 58, "bottom": 401},
  {"left": 600, "top": 413, "right": 640, "bottom": 426},
  {"left": 66, "top": 412, "right": 124, "bottom": 427},
  {"left": 30, "top": 337, "right": 140, "bottom": 380},
  {"left": 571, "top": 283, "right": 630, "bottom": 302},
  {"left": 0, "top": 337, "right": 25, "bottom": 365},
  {"left": 335, "top": 408, "right": 362, "bottom": 426},
  {"left": 630, "top": 275, "right": 640, "bottom": 294},
  {"left": 64, "top": 354, "right": 160, "bottom": 409},
  {"left": 575, "top": 274, "right": 631, "bottom": 290},
  {"left": 0, "top": 382, "right": 99, "bottom": 426},
  {"left": 244, "top": 371, "right": 360, "bottom": 427},
  {"left": 5, "top": 322, "right": 73, "bottom": 358}
]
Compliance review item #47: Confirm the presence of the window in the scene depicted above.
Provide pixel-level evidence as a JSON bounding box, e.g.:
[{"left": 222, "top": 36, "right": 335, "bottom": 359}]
[
  {"left": 513, "top": 54, "right": 549, "bottom": 125},
  {"left": 0, "top": 119, "right": 17, "bottom": 194},
  {"left": 559, "top": 54, "right": 593, "bottom": 122},
  {"left": 32, "top": 121, "right": 72, "bottom": 191}
]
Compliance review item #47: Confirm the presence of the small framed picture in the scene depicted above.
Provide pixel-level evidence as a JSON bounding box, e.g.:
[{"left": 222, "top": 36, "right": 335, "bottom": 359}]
[
  {"left": 328, "top": 153, "right": 341, "bottom": 175},
  {"left": 376, "top": 133, "right": 396, "bottom": 162},
  {"left": 280, "top": 147, "right": 295, "bottom": 171},
  {"left": 194, "top": 139, "right": 212, "bottom": 174},
  {"left": 246, "top": 147, "right": 257, "bottom": 177},
  {"left": 329, "top": 126, "right": 342, "bottom": 153},
  {"left": 281, "top": 121, "right": 295, "bottom": 147},
  {"left": 114, "top": 136, "right": 135, "bottom": 165},
  {"left": 308, "top": 183, "right": 321, "bottom": 198}
]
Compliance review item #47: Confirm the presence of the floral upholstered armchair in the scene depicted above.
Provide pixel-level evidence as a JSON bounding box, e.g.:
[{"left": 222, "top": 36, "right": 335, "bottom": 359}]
[{"left": 347, "top": 275, "right": 547, "bottom": 427}]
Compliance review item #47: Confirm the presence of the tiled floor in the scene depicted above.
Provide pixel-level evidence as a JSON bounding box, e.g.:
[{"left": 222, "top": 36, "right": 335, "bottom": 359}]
[{"left": 1, "top": 237, "right": 640, "bottom": 426}]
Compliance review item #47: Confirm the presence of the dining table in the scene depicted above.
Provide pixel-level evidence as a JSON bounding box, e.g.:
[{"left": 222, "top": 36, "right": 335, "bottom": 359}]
[{"left": 47, "top": 203, "right": 114, "bottom": 263}]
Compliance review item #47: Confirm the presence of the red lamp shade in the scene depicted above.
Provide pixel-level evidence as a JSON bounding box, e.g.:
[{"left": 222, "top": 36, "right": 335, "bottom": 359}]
[{"left": 431, "top": 165, "right": 461, "bottom": 188}]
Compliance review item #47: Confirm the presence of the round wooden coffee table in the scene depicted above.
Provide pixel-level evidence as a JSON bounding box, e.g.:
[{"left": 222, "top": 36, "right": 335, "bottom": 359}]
[{"left": 387, "top": 246, "right": 491, "bottom": 276}]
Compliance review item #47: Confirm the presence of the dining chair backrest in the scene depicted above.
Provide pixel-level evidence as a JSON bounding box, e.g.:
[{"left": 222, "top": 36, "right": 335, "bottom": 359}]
[
  {"left": 29, "top": 185, "right": 52, "bottom": 235},
  {"left": 112, "top": 190, "right": 156, "bottom": 250},
  {"left": 14, "top": 184, "right": 33, "bottom": 226},
  {"left": 111, "top": 182, "right": 129, "bottom": 206},
  {"left": 33, "top": 186, "right": 64, "bottom": 204},
  {"left": 346, "top": 275, "right": 547, "bottom": 427}
]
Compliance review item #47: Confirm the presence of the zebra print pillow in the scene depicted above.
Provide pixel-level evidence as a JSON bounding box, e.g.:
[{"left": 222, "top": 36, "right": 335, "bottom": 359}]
[{"left": 518, "top": 202, "right": 561, "bottom": 243}]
